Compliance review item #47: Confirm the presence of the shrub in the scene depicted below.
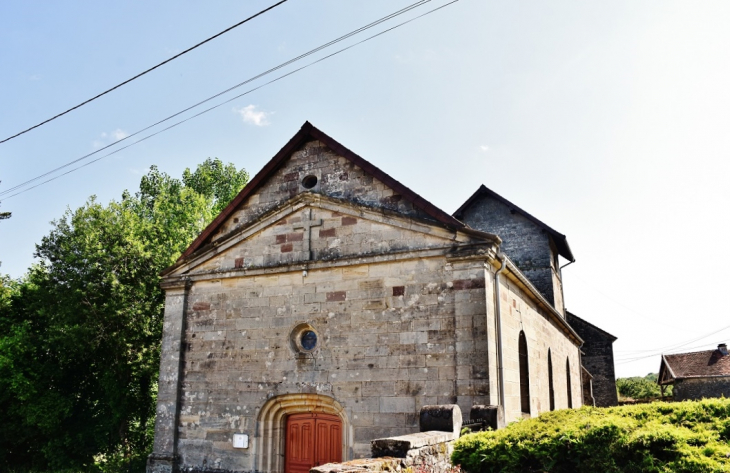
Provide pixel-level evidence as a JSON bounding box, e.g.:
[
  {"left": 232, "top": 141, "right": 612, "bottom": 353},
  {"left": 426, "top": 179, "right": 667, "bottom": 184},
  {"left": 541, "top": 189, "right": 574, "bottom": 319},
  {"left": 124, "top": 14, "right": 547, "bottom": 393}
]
[
  {"left": 617, "top": 373, "right": 672, "bottom": 400},
  {"left": 452, "top": 398, "right": 730, "bottom": 473}
]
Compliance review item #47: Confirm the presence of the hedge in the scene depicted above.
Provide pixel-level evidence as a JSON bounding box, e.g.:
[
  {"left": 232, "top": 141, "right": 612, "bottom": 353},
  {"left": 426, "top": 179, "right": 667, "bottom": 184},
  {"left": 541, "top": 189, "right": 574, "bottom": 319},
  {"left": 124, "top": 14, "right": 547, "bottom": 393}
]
[{"left": 452, "top": 398, "right": 730, "bottom": 473}]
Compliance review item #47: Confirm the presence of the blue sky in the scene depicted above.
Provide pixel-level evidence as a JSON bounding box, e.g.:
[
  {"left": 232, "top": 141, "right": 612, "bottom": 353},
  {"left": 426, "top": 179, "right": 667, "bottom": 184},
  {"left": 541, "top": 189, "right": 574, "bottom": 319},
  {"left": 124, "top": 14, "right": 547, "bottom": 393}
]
[{"left": 2, "top": 1, "right": 729, "bottom": 377}]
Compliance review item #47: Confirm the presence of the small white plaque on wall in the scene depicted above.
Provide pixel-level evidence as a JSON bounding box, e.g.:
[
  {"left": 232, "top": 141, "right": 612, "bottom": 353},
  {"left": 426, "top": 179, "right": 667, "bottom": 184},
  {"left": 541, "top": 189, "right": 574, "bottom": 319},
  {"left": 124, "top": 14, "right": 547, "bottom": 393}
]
[{"left": 233, "top": 433, "right": 249, "bottom": 449}]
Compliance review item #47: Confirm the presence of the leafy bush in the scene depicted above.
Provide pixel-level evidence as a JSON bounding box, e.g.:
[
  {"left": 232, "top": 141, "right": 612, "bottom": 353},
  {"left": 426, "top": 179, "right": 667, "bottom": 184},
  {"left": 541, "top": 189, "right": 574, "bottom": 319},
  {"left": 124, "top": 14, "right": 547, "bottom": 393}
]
[
  {"left": 452, "top": 398, "right": 730, "bottom": 473},
  {"left": 0, "top": 159, "right": 248, "bottom": 472},
  {"left": 617, "top": 373, "right": 672, "bottom": 400}
]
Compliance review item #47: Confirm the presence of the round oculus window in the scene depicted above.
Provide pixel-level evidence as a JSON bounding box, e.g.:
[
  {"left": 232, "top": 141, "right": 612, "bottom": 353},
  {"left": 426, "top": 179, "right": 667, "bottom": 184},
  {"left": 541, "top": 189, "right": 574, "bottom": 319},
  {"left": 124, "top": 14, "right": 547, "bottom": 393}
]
[
  {"left": 301, "top": 175, "right": 318, "bottom": 189},
  {"left": 300, "top": 330, "right": 317, "bottom": 351},
  {"left": 290, "top": 323, "right": 320, "bottom": 354}
]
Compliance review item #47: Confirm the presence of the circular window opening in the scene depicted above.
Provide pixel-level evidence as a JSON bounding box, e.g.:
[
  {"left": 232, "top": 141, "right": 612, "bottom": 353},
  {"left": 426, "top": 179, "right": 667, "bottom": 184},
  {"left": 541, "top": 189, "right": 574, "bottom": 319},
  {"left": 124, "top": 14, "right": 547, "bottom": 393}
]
[
  {"left": 300, "top": 330, "right": 317, "bottom": 351},
  {"left": 290, "top": 323, "right": 320, "bottom": 354},
  {"left": 301, "top": 175, "right": 318, "bottom": 189}
]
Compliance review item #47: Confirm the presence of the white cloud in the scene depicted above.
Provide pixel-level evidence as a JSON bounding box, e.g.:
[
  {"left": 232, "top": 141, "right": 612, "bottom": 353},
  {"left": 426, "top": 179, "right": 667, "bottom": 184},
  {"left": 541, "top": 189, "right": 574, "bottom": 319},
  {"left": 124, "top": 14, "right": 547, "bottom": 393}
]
[
  {"left": 28, "top": 74, "right": 41, "bottom": 81},
  {"left": 111, "top": 129, "right": 129, "bottom": 141},
  {"left": 479, "top": 145, "right": 490, "bottom": 152},
  {"left": 234, "top": 105, "right": 272, "bottom": 126},
  {"left": 92, "top": 128, "right": 130, "bottom": 149}
]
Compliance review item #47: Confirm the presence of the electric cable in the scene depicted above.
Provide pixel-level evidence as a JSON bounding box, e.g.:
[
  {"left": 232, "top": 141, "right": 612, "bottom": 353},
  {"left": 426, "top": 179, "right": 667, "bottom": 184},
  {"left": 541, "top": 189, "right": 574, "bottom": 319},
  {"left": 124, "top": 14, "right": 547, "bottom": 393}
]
[
  {"left": 1, "top": 0, "right": 454, "bottom": 199},
  {"left": 0, "top": 0, "right": 289, "bottom": 145},
  {"left": 567, "top": 270, "right": 687, "bottom": 332},
  {"left": 615, "top": 322, "right": 730, "bottom": 364}
]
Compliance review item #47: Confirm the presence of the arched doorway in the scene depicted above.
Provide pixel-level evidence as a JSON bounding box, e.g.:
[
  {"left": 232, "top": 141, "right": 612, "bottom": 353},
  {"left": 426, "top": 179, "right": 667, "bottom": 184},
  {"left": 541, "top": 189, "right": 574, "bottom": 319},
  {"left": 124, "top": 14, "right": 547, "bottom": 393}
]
[{"left": 256, "top": 394, "right": 351, "bottom": 473}]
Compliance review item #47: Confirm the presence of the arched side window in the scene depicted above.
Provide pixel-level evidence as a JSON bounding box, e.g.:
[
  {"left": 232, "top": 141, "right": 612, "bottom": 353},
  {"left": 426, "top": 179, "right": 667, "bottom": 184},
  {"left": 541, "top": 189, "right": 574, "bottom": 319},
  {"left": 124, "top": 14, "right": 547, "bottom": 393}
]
[
  {"left": 548, "top": 349, "right": 555, "bottom": 411},
  {"left": 566, "top": 357, "right": 573, "bottom": 409},
  {"left": 518, "top": 331, "right": 530, "bottom": 414}
]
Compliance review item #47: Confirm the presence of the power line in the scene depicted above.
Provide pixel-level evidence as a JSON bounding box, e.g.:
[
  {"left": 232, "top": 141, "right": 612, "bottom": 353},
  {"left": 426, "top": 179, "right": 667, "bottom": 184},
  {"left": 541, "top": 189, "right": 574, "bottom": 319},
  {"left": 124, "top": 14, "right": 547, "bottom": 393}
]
[
  {"left": 615, "top": 322, "right": 730, "bottom": 364},
  {"left": 0, "top": 0, "right": 432, "bottom": 197},
  {"left": 2, "top": 0, "right": 453, "bottom": 199},
  {"left": 617, "top": 327, "right": 730, "bottom": 354},
  {"left": 567, "top": 269, "right": 688, "bottom": 332},
  {"left": 0, "top": 0, "right": 289, "bottom": 145}
]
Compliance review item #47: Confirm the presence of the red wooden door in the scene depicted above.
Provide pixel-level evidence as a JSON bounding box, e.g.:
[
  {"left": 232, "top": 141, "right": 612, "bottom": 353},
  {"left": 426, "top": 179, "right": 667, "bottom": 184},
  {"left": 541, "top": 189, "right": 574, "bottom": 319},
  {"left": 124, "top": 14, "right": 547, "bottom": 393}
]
[{"left": 285, "top": 413, "right": 341, "bottom": 473}]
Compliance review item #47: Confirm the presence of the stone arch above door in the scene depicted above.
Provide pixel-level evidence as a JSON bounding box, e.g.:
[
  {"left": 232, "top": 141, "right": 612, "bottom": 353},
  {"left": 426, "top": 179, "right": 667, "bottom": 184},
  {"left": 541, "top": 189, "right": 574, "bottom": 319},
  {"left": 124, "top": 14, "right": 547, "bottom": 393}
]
[{"left": 255, "top": 394, "right": 351, "bottom": 473}]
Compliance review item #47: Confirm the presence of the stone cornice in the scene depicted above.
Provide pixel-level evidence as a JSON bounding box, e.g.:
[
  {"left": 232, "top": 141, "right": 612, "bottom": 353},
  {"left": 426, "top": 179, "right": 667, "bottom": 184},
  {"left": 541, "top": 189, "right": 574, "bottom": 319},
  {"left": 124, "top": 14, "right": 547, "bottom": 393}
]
[
  {"left": 162, "top": 244, "right": 477, "bottom": 286},
  {"left": 163, "top": 192, "right": 499, "bottom": 279},
  {"left": 489, "top": 256, "right": 583, "bottom": 346}
]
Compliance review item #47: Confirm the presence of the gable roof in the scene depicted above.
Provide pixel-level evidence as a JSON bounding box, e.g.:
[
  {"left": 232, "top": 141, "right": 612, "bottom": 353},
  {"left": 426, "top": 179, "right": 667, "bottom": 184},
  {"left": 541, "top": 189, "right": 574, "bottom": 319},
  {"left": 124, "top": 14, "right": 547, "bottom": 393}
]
[
  {"left": 453, "top": 184, "right": 574, "bottom": 262},
  {"left": 659, "top": 347, "right": 730, "bottom": 384},
  {"left": 180, "top": 121, "right": 465, "bottom": 260}
]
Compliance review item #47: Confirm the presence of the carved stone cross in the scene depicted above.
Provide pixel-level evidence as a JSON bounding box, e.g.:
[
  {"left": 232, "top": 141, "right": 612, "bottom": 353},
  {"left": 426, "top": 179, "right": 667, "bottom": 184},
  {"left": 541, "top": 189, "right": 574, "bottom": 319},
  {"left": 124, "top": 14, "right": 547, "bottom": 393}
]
[{"left": 293, "top": 209, "right": 322, "bottom": 260}]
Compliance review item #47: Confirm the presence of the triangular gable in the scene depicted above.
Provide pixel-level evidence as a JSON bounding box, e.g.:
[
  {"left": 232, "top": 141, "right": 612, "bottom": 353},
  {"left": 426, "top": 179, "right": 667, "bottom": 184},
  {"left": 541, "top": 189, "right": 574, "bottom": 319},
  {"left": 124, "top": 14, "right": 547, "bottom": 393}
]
[
  {"left": 167, "top": 193, "right": 489, "bottom": 278},
  {"left": 658, "top": 355, "right": 676, "bottom": 385},
  {"left": 454, "top": 184, "right": 574, "bottom": 262},
  {"left": 180, "top": 122, "right": 464, "bottom": 261}
]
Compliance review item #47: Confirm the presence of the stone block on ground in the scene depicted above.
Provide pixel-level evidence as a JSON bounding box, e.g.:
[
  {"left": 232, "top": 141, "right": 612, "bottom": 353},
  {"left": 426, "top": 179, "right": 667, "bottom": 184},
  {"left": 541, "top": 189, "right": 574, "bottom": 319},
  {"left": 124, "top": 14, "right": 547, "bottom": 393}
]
[{"left": 419, "top": 404, "right": 462, "bottom": 437}]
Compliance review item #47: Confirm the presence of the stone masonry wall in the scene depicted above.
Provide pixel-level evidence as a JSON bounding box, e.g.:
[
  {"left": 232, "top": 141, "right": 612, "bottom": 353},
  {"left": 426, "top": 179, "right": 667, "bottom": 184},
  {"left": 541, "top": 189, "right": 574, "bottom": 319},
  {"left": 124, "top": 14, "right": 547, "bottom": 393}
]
[
  {"left": 153, "top": 137, "right": 583, "bottom": 472},
  {"left": 209, "top": 140, "right": 435, "bottom": 245},
  {"left": 490, "top": 266, "right": 583, "bottom": 422},
  {"left": 175, "top": 254, "right": 490, "bottom": 472},
  {"left": 313, "top": 431, "right": 457, "bottom": 473},
  {"left": 195, "top": 200, "right": 471, "bottom": 274},
  {"left": 459, "top": 195, "right": 563, "bottom": 313},
  {"left": 565, "top": 312, "right": 618, "bottom": 407},
  {"left": 673, "top": 377, "right": 730, "bottom": 401}
]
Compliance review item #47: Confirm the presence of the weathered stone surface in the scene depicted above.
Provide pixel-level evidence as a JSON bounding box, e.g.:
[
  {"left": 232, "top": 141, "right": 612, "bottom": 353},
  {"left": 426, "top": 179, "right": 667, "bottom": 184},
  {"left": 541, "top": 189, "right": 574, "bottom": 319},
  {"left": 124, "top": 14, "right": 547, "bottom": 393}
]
[
  {"left": 146, "top": 453, "right": 176, "bottom": 473},
  {"left": 469, "top": 405, "right": 502, "bottom": 431},
  {"left": 318, "top": 430, "right": 456, "bottom": 473},
  {"left": 566, "top": 311, "right": 618, "bottom": 407},
  {"left": 419, "top": 405, "right": 462, "bottom": 437},
  {"left": 149, "top": 285, "right": 189, "bottom": 464},
  {"left": 456, "top": 190, "right": 565, "bottom": 313},
  {"left": 371, "top": 431, "right": 456, "bottom": 458},
  {"left": 209, "top": 139, "right": 436, "bottom": 244},
  {"left": 148, "top": 127, "right": 587, "bottom": 473},
  {"left": 312, "top": 457, "right": 401, "bottom": 473},
  {"left": 673, "top": 377, "right": 730, "bottom": 401}
]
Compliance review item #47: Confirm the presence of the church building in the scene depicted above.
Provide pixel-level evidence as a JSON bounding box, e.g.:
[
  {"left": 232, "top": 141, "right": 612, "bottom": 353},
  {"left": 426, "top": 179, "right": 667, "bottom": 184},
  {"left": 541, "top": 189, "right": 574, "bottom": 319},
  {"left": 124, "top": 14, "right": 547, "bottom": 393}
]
[{"left": 147, "top": 122, "right": 610, "bottom": 473}]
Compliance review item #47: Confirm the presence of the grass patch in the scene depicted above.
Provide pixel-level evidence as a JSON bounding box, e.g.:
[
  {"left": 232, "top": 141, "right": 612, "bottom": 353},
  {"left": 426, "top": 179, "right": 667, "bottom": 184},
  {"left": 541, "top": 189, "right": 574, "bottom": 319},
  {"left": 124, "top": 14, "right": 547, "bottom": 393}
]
[{"left": 452, "top": 398, "right": 730, "bottom": 473}]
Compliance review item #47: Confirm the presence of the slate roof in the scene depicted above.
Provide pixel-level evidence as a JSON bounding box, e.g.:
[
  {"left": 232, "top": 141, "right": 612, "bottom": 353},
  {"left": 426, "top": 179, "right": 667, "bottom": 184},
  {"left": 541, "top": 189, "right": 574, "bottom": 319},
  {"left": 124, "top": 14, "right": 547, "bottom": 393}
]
[
  {"left": 180, "top": 121, "right": 465, "bottom": 260},
  {"left": 659, "top": 347, "right": 730, "bottom": 384},
  {"left": 453, "top": 184, "right": 575, "bottom": 262}
]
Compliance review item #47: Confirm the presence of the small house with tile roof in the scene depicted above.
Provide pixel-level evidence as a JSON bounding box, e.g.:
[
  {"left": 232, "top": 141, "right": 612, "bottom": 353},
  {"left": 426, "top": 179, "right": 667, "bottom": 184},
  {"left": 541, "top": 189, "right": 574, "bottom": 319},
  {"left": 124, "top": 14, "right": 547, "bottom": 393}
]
[{"left": 658, "top": 344, "right": 730, "bottom": 401}]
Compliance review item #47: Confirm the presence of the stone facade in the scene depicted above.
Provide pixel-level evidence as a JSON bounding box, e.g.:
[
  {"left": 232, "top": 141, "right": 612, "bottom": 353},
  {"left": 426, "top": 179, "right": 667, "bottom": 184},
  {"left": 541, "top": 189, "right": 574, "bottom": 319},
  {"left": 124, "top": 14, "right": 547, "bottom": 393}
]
[
  {"left": 454, "top": 186, "right": 572, "bottom": 313},
  {"left": 147, "top": 123, "right": 585, "bottom": 473},
  {"left": 565, "top": 312, "right": 618, "bottom": 407},
  {"left": 205, "top": 141, "right": 436, "bottom": 250},
  {"left": 672, "top": 377, "right": 730, "bottom": 401}
]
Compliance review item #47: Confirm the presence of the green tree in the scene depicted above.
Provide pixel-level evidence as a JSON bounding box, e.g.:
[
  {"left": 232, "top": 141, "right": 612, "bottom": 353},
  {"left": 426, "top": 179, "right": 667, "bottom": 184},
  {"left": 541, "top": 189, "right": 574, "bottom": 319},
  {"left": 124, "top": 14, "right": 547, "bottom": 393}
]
[
  {"left": 0, "top": 159, "right": 247, "bottom": 472},
  {"left": 616, "top": 372, "right": 672, "bottom": 400}
]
